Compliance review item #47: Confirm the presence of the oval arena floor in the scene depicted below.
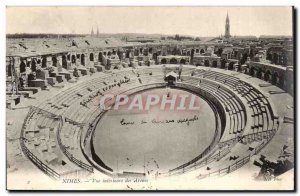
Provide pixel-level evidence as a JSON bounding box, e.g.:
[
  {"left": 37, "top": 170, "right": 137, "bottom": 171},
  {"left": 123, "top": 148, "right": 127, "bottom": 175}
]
[
  {"left": 93, "top": 88, "right": 216, "bottom": 173},
  {"left": 6, "top": 64, "right": 294, "bottom": 190}
]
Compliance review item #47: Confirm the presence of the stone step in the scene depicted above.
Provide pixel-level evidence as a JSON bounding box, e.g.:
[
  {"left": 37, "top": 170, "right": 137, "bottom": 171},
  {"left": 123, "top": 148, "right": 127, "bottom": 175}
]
[
  {"left": 94, "top": 65, "right": 103, "bottom": 72},
  {"left": 59, "top": 72, "right": 72, "bottom": 80},
  {"left": 46, "top": 77, "right": 57, "bottom": 86},
  {"left": 28, "top": 79, "right": 48, "bottom": 88},
  {"left": 19, "top": 87, "right": 39, "bottom": 94}
]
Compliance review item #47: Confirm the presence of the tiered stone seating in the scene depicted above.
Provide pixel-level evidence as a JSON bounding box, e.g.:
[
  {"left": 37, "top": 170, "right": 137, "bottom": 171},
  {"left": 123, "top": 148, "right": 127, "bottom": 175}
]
[
  {"left": 180, "top": 76, "right": 246, "bottom": 142},
  {"left": 162, "top": 66, "right": 279, "bottom": 177},
  {"left": 233, "top": 82, "right": 279, "bottom": 142},
  {"left": 38, "top": 68, "right": 165, "bottom": 173},
  {"left": 21, "top": 110, "right": 88, "bottom": 178},
  {"left": 186, "top": 68, "right": 278, "bottom": 143},
  {"left": 180, "top": 67, "right": 197, "bottom": 76},
  {"left": 20, "top": 65, "right": 279, "bottom": 180},
  {"left": 59, "top": 121, "right": 93, "bottom": 171}
]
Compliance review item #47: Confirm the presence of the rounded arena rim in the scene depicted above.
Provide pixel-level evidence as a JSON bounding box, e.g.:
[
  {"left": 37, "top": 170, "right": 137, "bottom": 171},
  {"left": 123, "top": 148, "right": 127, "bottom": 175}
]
[{"left": 20, "top": 64, "right": 280, "bottom": 180}]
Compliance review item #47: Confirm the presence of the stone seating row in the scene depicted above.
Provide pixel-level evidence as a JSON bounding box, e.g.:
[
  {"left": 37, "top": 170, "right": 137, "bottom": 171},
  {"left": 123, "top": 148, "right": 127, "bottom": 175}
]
[
  {"left": 181, "top": 76, "right": 245, "bottom": 143},
  {"left": 188, "top": 68, "right": 278, "bottom": 143},
  {"left": 22, "top": 112, "right": 84, "bottom": 176}
]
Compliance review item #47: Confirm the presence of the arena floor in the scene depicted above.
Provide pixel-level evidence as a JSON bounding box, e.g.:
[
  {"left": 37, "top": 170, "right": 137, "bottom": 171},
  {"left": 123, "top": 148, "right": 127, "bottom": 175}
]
[{"left": 92, "top": 88, "right": 216, "bottom": 174}]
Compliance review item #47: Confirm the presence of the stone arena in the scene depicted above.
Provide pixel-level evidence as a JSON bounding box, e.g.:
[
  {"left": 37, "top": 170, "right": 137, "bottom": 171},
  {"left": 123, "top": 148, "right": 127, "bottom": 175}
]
[{"left": 6, "top": 12, "right": 294, "bottom": 190}]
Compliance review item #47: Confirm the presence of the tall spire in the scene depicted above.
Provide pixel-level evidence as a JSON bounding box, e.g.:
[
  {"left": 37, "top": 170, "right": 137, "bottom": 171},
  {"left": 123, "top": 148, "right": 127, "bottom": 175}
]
[
  {"left": 226, "top": 11, "right": 229, "bottom": 22},
  {"left": 97, "top": 25, "right": 99, "bottom": 37},
  {"left": 91, "top": 27, "right": 94, "bottom": 37},
  {"left": 224, "top": 12, "right": 231, "bottom": 39}
]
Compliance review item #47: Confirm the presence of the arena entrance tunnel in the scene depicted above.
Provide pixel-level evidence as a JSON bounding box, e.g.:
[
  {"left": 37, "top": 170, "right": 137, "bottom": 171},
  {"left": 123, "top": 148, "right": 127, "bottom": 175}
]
[{"left": 81, "top": 82, "right": 231, "bottom": 178}]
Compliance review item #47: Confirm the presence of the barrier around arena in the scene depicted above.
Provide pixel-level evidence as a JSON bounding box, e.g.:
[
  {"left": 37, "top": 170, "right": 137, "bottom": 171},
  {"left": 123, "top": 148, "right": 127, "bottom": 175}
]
[
  {"left": 19, "top": 140, "right": 61, "bottom": 180},
  {"left": 198, "top": 154, "right": 252, "bottom": 179},
  {"left": 197, "top": 128, "right": 277, "bottom": 180},
  {"left": 56, "top": 118, "right": 94, "bottom": 173},
  {"left": 166, "top": 146, "right": 232, "bottom": 177}
]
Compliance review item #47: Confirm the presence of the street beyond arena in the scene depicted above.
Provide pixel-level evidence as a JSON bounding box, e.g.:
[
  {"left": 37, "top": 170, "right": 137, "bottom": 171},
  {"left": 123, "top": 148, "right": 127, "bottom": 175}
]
[{"left": 95, "top": 90, "right": 203, "bottom": 111}]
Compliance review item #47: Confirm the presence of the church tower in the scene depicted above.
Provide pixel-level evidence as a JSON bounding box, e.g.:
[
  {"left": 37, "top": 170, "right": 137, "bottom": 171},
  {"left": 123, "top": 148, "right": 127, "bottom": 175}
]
[
  {"left": 91, "top": 27, "right": 94, "bottom": 37},
  {"left": 224, "top": 12, "right": 231, "bottom": 38},
  {"left": 96, "top": 26, "right": 99, "bottom": 37}
]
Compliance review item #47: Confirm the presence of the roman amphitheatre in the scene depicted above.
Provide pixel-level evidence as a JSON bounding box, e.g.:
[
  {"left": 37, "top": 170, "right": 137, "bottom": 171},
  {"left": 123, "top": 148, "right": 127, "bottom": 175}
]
[{"left": 6, "top": 31, "right": 294, "bottom": 190}]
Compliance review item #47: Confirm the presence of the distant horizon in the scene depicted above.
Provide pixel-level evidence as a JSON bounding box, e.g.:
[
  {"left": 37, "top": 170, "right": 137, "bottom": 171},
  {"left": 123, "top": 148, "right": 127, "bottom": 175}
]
[
  {"left": 5, "top": 32, "right": 293, "bottom": 38},
  {"left": 6, "top": 7, "right": 293, "bottom": 37}
]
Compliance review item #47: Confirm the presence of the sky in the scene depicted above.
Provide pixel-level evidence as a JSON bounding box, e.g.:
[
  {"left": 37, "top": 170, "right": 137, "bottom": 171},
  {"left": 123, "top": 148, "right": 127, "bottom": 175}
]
[{"left": 6, "top": 6, "right": 293, "bottom": 37}]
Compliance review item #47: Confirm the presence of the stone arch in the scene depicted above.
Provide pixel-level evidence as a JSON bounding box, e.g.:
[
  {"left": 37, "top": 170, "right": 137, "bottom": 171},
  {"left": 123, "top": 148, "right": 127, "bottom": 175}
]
[
  {"left": 81, "top": 54, "right": 85, "bottom": 66},
  {"left": 249, "top": 67, "right": 255, "bottom": 76},
  {"left": 216, "top": 48, "right": 223, "bottom": 56},
  {"left": 256, "top": 68, "right": 263, "bottom": 79},
  {"left": 125, "top": 51, "right": 130, "bottom": 58},
  {"left": 7, "top": 63, "right": 12, "bottom": 77},
  {"left": 200, "top": 49, "right": 205, "bottom": 54},
  {"left": 170, "top": 58, "right": 178, "bottom": 64},
  {"left": 152, "top": 53, "right": 158, "bottom": 63},
  {"left": 133, "top": 49, "right": 138, "bottom": 56},
  {"left": 90, "top": 53, "right": 94, "bottom": 61},
  {"left": 272, "top": 71, "right": 279, "bottom": 85},
  {"left": 20, "top": 61, "right": 26, "bottom": 73},
  {"left": 180, "top": 59, "right": 186, "bottom": 64},
  {"left": 117, "top": 50, "right": 122, "bottom": 59},
  {"left": 196, "top": 49, "right": 200, "bottom": 53},
  {"left": 144, "top": 48, "right": 149, "bottom": 56},
  {"left": 31, "top": 59, "right": 37, "bottom": 72},
  {"left": 266, "top": 53, "right": 272, "bottom": 61},
  {"left": 149, "top": 48, "right": 153, "bottom": 53},
  {"left": 71, "top": 55, "right": 76, "bottom": 63},
  {"left": 161, "top": 58, "right": 167, "bottom": 64},
  {"left": 103, "top": 51, "right": 107, "bottom": 56},
  {"left": 273, "top": 53, "right": 279, "bottom": 64},
  {"left": 228, "top": 62, "right": 234, "bottom": 70},
  {"left": 264, "top": 70, "right": 271, "bottom": 82},
  {"left": 42, "top": 56, "right": 47, "bottom": 68},
  {"left": 204, "top": 59, "right": 210, "bottom": 67},
  {"left": 212, "top": 61, "right": 218, "bottom": 68},
  {"left": 98, "top": 52, "right": 103, "bottom": 62},
  {"left": 221, "top": 59, "right": 226, "bottom": 69},
  {"left": 191, "top": 49, "right": 195, "bottom": 57},
  {"left": 107, "top": 51, "right": 112, "bottom": 56},
  {"left": 52, "top": 56, "right": 57, "bottom": 67},
  {"left": 62, "top": 55, "right": 68, "bottom": 69}
]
